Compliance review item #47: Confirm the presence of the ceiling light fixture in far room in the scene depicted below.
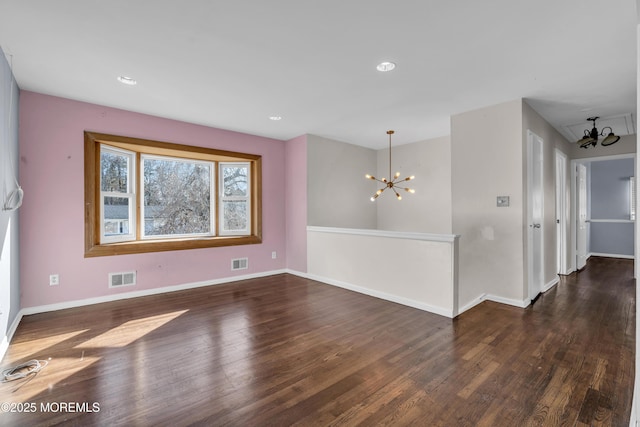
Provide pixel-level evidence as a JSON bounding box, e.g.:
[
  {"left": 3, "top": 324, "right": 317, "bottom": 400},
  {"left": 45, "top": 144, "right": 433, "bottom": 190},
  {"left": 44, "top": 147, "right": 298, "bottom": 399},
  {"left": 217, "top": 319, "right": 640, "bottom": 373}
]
[
  {"left": 376, "top": 61, "right": 396, "bottom": 72},
  {"left": 269, "top": 116, "right": 282, "bottom": 121},
  {"left": 576, "top": 116, "right": 621, "bottom": 148},
  {"left": 117, "top": 75, "right": 137, "bottom": 86},
  {"left": 366, "top": 130, "right": 415, "bottom": 201}
]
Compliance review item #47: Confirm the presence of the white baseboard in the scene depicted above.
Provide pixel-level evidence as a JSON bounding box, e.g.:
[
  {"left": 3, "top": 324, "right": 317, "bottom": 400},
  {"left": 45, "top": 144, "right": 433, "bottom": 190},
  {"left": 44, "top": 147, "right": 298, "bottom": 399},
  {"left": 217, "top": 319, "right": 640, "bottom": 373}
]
[
  {"left": 543, "top": 276, "right": 560, "bottom": 293},
  {"left": 458, "top": 276, "right": 561, "bottom": 316},
  {"left": 458, "top": 294, "right": 486, "bottom": 314},
  {"left": 2, "top": 270, "right": 290, "bottom": 362},
  {"left": 21, "top": 269, "right": 288, "bottom": 316},
  {"left": 305, "top": 273, "right": 454, "bottom": 318},
  {"left": 590, "top": 252, "right": 635, "bottom": 260},
  {"left": 485, "top": 294, "right": 529, "bottom": 308},
  {"left": 284, "top": 269, "right": 310, "bottom": 279}
]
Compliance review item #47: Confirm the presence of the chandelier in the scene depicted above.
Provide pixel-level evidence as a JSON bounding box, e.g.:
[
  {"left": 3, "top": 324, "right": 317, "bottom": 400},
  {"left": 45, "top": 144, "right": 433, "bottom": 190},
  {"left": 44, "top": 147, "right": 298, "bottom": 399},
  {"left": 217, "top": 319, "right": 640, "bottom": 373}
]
[
  {"left": 366, "top": 130, "right": 415, "bottom": 201},
  {"left": 576, "top": 116, "right": 621, "bottom": 148}
]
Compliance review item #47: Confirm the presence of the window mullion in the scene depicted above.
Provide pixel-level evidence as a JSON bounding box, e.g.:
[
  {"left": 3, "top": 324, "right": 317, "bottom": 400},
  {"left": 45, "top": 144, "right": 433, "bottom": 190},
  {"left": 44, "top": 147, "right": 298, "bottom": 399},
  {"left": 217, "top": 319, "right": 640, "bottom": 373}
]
[
  {"left": 213, "top": 162, "right": 218, "bottom": 236},
  {"left": 135, "top": 152, "right": 141, "bottom": 240}
]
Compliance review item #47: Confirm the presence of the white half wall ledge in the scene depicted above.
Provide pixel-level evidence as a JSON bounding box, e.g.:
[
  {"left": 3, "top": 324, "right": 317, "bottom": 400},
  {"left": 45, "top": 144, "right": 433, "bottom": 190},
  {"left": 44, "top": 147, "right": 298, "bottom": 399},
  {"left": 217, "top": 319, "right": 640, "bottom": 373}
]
[{"left": 306, "top": 226, "right": 460, "bottom": 243}]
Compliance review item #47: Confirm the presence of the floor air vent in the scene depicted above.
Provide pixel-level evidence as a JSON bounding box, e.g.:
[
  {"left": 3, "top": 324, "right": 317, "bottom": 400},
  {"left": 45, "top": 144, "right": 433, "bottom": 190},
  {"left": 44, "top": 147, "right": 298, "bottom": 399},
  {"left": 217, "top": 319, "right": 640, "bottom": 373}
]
[
  {"left": 231, "top": 258, "right": 248, "bottom": 271},
  {"left": 109, "top": 271, "right": 136, "bottom": 288}
]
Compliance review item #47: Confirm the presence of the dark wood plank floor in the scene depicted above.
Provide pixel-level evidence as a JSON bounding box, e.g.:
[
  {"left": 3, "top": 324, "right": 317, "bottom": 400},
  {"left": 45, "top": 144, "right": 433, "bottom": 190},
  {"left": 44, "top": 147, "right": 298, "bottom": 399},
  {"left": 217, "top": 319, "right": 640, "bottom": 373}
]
[{"left": 0, "top": 256, "right": 635, "bottom": 426}]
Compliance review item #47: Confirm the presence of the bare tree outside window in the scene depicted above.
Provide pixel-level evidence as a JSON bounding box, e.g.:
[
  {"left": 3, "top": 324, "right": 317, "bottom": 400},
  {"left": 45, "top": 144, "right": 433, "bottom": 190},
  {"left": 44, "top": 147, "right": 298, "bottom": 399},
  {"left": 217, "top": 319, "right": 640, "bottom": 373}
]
[
  {"left": 101, "top": 148, "right": 134, "bottom": 239},
  {"left": 221, "top": 164, "right": 249, "bottom": 232},
  {"left": 101, "top": 151, "right": 129, "bottom": 195},
  {"left": 143, "top": 157, "right": 212, "bottom": 236}
]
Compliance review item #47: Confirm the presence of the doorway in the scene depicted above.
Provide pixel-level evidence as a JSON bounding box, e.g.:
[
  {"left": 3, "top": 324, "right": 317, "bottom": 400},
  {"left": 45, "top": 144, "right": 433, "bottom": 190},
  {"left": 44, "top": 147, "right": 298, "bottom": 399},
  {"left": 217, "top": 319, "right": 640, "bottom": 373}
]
[{"left": 571, "top": 154, "right": 636, "bottom": 273}]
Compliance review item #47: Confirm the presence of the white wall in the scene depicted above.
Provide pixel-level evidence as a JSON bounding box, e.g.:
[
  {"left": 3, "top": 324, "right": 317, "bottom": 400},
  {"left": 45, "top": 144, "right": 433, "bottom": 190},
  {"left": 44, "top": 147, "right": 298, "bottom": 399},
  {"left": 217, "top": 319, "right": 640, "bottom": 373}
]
[
  {"left": 376, "top": 136, "right": 452, "bottom": 234},
  {"left": 0, "top": 48, "right": 20, "bottom": 357},
  {"left": 452, "top": 99, "right": 526, "bottom": 308},
  {"left": 307, "top": 134, "right": 377, "bottom": 229}
]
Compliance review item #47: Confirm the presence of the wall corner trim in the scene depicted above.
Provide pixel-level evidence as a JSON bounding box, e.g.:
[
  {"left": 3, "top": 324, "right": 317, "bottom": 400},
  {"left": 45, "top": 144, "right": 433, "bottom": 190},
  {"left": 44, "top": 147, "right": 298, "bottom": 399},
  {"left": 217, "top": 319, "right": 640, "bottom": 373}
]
[{"left": 0, "top": 310, "right": 24, "bottom": 363}]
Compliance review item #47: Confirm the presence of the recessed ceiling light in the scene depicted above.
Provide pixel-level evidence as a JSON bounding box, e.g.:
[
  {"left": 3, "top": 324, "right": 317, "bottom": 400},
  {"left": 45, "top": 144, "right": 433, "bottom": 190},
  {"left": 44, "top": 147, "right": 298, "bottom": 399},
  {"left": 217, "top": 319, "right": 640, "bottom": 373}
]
[
  {"left": 269, "top": 116, "right": 282, "bottom": 121},
  {"left": 117, "top": 76, "right": 137, "bottom": 86},
  {"left": 376, "top": 61, "right": 396, "bottom": 72}
]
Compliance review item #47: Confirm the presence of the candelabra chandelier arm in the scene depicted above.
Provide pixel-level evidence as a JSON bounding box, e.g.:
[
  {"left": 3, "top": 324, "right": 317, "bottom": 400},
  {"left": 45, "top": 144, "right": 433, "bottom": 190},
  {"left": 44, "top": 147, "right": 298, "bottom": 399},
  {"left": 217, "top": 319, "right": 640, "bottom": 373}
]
[
  {"left": 576, "top": 116, "right": 621, "bottom": 148},
  {"left": 365, "top": 130, "right": 415, "bottom": 201}
]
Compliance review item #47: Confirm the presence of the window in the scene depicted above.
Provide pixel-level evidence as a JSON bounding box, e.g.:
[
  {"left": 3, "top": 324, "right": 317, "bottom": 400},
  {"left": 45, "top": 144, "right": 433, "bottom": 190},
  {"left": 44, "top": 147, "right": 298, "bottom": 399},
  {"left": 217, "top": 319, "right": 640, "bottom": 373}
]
[
  {"left": 101, "top": 146, "right": 136, "bottom": 243},
  {"left": 220, "top": 163, "right": 250, "bottom": 235},
  {"left": 85, "top": 132, "right": 262, "bottom": 257}
]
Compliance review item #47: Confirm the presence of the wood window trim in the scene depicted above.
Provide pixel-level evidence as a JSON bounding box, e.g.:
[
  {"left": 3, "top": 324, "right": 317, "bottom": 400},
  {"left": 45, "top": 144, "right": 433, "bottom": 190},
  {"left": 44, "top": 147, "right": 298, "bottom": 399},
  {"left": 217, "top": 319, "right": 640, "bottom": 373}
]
[{"left": 84, "top": 131, "right": 262, "bottom": 257}]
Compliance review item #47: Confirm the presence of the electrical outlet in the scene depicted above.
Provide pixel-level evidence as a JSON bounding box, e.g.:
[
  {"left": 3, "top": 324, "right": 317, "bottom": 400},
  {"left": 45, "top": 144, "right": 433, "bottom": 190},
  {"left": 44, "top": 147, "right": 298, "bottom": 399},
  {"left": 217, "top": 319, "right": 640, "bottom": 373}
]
[
  {"left": 49, "top": 274, "right": 59, "bottom": 286},
  {"left": 272, "top": 251, "right": 277, "bottom": 259}
]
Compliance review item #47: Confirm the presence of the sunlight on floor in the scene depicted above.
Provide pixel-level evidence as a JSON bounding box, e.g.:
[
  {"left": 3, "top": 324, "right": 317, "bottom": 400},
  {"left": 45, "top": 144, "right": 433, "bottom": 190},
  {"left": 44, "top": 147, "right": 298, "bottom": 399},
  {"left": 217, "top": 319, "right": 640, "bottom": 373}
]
[
  {"left": 5, "top": 355, "right": 104, "bottom": 402},
  {"left": 7, "top": 330, "right": 89, "bottom": 360},
  {"left": 1, "top": 310, "right": 189, "bottom": 403},
  {"left": 76, "top": 310, "right": 188, "bottom": 348}
]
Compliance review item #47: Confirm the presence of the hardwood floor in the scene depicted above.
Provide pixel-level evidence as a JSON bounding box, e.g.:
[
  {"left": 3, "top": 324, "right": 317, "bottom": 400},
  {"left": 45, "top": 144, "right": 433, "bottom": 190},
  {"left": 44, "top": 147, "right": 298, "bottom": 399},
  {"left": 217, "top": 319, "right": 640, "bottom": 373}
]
[{"left": 0, "top": 257, "right": 635, "bottom": 426}]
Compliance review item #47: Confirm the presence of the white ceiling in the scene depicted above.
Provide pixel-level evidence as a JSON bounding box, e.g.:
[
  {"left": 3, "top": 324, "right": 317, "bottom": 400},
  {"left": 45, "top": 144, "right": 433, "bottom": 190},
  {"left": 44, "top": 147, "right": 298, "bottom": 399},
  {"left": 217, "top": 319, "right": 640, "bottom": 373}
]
[{"left": 0, "top": 0, "right": 637, "bottom": 149}]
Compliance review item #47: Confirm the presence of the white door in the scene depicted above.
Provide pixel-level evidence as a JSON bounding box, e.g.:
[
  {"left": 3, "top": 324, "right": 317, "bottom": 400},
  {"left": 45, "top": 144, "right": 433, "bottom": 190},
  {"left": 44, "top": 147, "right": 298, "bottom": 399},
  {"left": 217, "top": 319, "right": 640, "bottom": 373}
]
[
  {"left": 555, "top": 151, "right": 568, "bottom": 274},
  {"left": 576, "top": 163, "right": 588, "bottom": 270},
  {"left": 527, "top": 131, "right": 544, "bottom": 302}
]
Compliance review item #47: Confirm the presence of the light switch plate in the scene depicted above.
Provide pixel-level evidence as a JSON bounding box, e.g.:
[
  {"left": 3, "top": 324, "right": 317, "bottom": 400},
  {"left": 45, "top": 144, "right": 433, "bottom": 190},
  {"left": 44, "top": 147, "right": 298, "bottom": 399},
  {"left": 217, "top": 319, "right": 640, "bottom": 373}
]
[{"left": 497, "top": 196, "right": 510, "bottom": 207}]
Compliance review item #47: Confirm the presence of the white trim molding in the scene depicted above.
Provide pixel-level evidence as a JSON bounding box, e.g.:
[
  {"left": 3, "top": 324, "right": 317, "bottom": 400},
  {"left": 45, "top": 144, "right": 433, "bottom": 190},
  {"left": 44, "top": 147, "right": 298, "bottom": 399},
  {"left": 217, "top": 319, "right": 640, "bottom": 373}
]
[
  {"left": 543, "top": 276, "right": 560, "bottom": 293},
  {"left": 590, "top": 252, "right": 636, "bottom": 260},
  {"left": 20, "top": 269, "right": 288, "bottom": 317},
  {"left": 3, "top": 270, "right": 291, "bottom": 362},
  {"left": 458, "top": 276, "right": 560, "bottom": 316},
  {"left": 306, "top": 273, "right": 453, "bottom": 318},
  {"left": 307, "top": 226, "right": 460, "bottom": 243}
]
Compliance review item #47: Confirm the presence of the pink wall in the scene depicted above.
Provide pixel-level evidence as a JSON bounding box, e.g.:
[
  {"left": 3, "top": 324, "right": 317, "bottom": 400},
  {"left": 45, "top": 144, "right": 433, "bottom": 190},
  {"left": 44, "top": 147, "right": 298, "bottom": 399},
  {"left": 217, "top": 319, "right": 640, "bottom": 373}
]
[
  {"left": 19, "top": 92, "right": 287, "bottom": 308},
  {"left": 285, "top": 135, "right": 307, "bottom": 273}
]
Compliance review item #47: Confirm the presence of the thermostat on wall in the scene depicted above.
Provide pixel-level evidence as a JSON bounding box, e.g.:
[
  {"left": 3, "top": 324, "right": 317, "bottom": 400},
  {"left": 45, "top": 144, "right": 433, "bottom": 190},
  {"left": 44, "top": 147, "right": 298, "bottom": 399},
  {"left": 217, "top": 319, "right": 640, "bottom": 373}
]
[{"left": 497, "top": 196, "right": 510, "bottom": 207}]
